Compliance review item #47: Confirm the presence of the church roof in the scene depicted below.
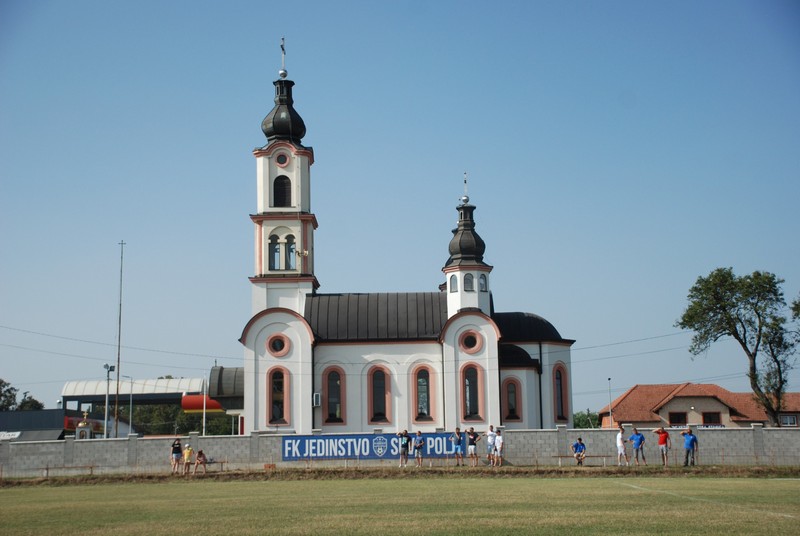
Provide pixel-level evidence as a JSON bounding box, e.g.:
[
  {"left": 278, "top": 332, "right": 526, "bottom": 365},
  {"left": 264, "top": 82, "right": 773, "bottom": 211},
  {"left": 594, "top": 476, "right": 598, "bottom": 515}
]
[
  {"left": 305, "top": 292, "right": 448, "bottom": 342},
  {"left": 303, "top": 293, "right": 569, "bottom": 344}
]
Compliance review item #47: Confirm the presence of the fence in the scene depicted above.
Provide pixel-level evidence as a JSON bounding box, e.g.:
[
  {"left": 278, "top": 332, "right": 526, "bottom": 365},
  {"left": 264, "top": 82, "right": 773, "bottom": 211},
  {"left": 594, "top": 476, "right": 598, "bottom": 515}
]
[{"left": 1, "top": 424, "right": 797, "bottom": 478}]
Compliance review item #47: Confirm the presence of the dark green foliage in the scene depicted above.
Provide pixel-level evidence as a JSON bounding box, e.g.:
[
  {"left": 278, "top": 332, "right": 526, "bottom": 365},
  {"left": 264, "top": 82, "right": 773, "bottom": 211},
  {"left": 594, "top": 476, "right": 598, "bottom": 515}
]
[{"left": 676, "top": 268, "right": 797, "bottom": 426}]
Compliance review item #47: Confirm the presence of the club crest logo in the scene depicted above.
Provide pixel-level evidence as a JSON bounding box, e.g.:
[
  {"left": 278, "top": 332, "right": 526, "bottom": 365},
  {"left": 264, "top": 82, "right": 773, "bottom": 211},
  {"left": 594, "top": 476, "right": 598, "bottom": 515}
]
[{"left": 372, "top": 436, "right": 388, "bottom": 457}]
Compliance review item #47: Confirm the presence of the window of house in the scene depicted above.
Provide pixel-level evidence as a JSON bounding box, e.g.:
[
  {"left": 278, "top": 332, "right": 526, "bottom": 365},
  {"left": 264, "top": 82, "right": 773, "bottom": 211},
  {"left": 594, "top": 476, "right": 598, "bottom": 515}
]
[
  {"left": 702, "top": 412, "right": 721, "bottom": 425},
  {"left": 449, "top": 274, "right": 458, "bottom": 292},
  {"left": 268, "top": 235, "right": 280, "bottom": 270},
  {"left": 274, "top": 176, "right": 291, "bottom": 207},
  {"left": 416, "top": 369, "right": 432, "bottom": 421},
  {"left": 669, "top": 412, "right": 687, "bottom": 427},
  {"left": 285, "top": 235, "right": 296, "bottom": 270},
  {"left": 463, "top": 366, "right": 481, "bottom": 420},
  {"left": 479, "top": 274, "right": 487, "bottom": 292},
  {"left": 369, "top": 368, "right": 390, "bottom": 423},
  {"left": 268, "top": 370, "right": 288, "bottom": 425},
  {"left": 324, "top": 369, "right": 343, "bottom": 424},
  {"left": 780, "top": 415, "right": 798, "bottom": 427},
  {"left": 464, "top": 273, "right": 474, "bottom": 291}
]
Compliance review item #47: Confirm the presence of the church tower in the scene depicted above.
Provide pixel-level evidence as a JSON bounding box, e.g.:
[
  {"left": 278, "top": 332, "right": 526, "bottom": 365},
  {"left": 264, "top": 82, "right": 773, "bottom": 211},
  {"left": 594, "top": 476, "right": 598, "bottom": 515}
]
[
  {"left": 249, "top": 51, "right": 318, "bottom": 316},
  {"left": 442, "top": 193, "right": 493, "bottom": 317}
]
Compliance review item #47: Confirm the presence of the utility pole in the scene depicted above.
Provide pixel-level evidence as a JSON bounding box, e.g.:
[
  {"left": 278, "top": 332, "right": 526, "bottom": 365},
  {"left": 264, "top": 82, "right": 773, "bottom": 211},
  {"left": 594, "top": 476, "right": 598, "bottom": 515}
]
[{"left": 114, "top": 240, "right": 125, "bottom": 438}]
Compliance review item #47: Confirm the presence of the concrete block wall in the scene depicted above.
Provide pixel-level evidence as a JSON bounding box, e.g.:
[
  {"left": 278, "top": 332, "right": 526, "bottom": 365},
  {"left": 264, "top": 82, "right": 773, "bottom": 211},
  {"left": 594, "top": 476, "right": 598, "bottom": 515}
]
[{"left": 2, "top": 425, "right": 799, "bottom": 478}]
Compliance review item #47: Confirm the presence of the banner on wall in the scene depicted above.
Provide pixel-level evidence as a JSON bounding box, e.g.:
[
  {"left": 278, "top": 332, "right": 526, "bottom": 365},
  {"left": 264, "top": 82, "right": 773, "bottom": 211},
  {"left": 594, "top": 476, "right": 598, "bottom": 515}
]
[{"left": 281, "top": 432, "right": 465, "bottom": 461}]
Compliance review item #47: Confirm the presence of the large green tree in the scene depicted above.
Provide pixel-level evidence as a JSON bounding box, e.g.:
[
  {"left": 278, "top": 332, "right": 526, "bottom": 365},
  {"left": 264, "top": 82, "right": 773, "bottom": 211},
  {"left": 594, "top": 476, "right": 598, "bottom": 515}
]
[
  {"left": 572, "top": 409, "right": 599, "bottom": 429},
  {"left": 676, "top": 268, "right": 797, "bottom": 426},
  {"left": 0, "top": 378, "right": 18, "bottom": 411}
]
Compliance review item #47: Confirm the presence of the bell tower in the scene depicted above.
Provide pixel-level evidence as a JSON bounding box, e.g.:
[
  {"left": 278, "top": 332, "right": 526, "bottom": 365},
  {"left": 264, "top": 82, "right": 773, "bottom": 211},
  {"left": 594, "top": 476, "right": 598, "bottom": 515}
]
[
  {"left": 442, "top": 183, "right": 493, "bottom": 317},
  {"left": 250, "top": 43, "right": 318, "bottom": 315}
]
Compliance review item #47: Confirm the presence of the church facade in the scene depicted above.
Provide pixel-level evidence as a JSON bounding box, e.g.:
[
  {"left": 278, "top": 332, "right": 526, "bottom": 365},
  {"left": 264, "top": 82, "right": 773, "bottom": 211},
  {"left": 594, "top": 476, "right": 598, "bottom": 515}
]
[{"left": 236, "top": 67, "right": 574, "bottom": 435}]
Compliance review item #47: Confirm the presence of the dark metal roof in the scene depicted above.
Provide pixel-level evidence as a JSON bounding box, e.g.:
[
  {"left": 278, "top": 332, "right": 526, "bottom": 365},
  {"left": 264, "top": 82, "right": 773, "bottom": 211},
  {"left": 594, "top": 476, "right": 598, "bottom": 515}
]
[
  {"left": 499, "top": 343, "right": 541, "bottom": 371},
  {"left": 492, "top": 312, "right": 570, "bottom": 343},
  {"left": 304, "top": 292, "right": 448, "bottom": 342}
]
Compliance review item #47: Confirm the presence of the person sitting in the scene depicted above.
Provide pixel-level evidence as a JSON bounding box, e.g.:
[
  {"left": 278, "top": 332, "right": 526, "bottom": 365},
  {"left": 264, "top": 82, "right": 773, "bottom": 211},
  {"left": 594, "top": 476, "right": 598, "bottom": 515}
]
[
  {"left": 571, "top": 437, "right": 587, "bottom": 466},
  {"left": 194, "top": 449, "right": 208, "bottom": 475}
]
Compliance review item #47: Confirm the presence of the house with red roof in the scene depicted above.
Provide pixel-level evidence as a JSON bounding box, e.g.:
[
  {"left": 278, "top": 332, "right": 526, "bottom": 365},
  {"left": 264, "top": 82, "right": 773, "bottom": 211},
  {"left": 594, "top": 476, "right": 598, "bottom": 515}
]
[{"left": 598, "top": 383, "right": 800, "bottom": 428}]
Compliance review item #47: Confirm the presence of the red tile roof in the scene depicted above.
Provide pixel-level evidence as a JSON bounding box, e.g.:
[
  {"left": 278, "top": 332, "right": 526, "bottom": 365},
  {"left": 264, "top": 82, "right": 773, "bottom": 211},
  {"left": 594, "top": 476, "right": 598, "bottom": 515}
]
[{"left": 598, "top": 383, "right": 800, "bottom": 425}]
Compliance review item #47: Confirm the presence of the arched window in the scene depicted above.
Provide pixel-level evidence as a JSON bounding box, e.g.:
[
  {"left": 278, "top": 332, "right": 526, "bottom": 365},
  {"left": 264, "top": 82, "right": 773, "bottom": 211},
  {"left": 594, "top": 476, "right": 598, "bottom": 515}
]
[
  {"left": 502, "top": 378, "right": 522, "bottom": 421},
  {"left": 369, "top": 367, "right": 391, "bottom": 423},
  {"left": 415, "top": 369, "right": 432, "bottom": 421},
  {"left": 268, "top": 235, "right": 280, "bottom": 270},
  {"left": 268, "top": 369, "right": 289, "bottom": 425},
  {"left": 449, "top": 274, "right": 458, "bottom": 293},
  {"left": 479, "top": 274, "right": 487, "bottom": 292},
  {"left": 464, "top": 273, "right": 474, "bottom": 291},
  {"left": 285, "top": 235, "right": 296, "bottom": 270},
  {"left": 463, "top": 365, "right": 482, "bottom": 420},
  {"left": 274, "top": 176, "right": 291, "bottom": 207},
  {"left": 323, "top": 368, "right": 344, "bottom": 424},
  {"left": 553, "top": 365, "right": 568, "bottom": 422}
]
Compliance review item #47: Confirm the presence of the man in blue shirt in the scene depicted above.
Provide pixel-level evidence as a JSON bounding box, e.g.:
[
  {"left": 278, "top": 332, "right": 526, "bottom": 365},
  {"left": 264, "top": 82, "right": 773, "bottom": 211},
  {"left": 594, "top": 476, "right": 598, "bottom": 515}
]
[
  {"left": 571, "top": 437, "right": 586, "bottom": 466},
  {"left": 681, "top": 428, "right": 699, "bottom": 466},
  {"left": 629, "top": 427, "right": 647, "bottom": 466}
]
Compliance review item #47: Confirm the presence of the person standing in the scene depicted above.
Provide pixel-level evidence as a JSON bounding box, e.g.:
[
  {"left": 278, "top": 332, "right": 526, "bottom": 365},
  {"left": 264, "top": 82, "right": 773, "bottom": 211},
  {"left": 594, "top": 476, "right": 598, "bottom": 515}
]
[
  {"left": 413, "top": 431, "right": 425, "bottom": 468},
  {"left": 466, "top": 427, "right": 481, "bottom": 467},
  {"left": 681, "top": 428, "right": 699, "bottom": 466},
  {"left": 629, "top": 427, "right": 647, "bottom": 466},
  {"left": 182, "top": 443, "right": 194, "bottom": 475},
  {"left": 450, "top": 427, "right": 464, "bottom": 466},
  {"left": 653, "top": 426, "right": 672, "bottom": 467},
  {"left": 397, "top": 430, "right": 410, "bottom": 468},
  {"left": 616, "top": 426, "right": 629, "bottom": 466},
  {"left": 571, "top": 437, "right": 586, "bottom": 466},
  {"left": 481, "top": 425, "right": 497, "bottom": 466},
  {"left": 494, "top": 429, "right": 504, "bottom": 467},
  {"left": 170, "top": 438, "right": 182, "bottom": 474}
]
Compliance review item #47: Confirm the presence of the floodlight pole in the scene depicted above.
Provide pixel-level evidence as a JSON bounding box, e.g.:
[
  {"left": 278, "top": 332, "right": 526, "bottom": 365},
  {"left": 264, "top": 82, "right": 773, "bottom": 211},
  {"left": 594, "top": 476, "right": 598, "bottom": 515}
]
[
  {"left": 202, "top": 377, "right": 207, "bottom": 436},
  {"left": 123, "top": 375, "right": 133, "bottom": 432}
]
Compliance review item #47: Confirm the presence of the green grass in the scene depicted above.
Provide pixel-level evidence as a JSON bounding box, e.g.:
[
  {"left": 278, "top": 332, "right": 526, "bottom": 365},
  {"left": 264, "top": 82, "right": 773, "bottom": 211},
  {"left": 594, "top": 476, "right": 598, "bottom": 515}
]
[{"left": 1, "top": 476, "right": 798, "bottom": 535}]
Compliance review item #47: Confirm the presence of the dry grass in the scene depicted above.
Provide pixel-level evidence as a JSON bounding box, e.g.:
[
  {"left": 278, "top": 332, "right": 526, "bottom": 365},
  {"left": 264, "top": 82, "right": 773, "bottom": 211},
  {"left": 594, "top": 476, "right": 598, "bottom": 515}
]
[{"left": 1, "top": 467, "right": 799, "bottom": 535}]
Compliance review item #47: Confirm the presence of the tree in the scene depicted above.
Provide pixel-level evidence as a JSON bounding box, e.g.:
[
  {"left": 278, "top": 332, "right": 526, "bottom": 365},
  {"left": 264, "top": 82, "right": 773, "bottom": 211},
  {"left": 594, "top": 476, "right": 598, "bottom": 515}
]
[
  {"left": 17, "top": 391, "right": 44, "bottom": 411},
  {"left": 676, "top": 268, "right": 797, "bottom": 426},
  {"left": 573, "top": 409, "right": 599, "bottom": 429},
  {"left": 0, "top": 378, "right": 18, "bottom": 411}
]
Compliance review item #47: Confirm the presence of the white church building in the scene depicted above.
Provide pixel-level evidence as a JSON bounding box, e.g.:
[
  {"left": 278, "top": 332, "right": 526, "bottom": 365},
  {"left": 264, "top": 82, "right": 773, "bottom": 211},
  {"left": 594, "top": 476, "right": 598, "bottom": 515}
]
[{"left": 217, "top": 62, "right": 574, "bottom": 436}]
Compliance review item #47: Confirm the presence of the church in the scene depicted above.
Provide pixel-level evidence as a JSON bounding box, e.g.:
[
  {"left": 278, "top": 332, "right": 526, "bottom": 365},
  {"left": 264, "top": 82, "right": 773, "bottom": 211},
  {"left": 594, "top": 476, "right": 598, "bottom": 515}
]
[{"left": 222, "top": 58, "right": 575, "bottom": 436}]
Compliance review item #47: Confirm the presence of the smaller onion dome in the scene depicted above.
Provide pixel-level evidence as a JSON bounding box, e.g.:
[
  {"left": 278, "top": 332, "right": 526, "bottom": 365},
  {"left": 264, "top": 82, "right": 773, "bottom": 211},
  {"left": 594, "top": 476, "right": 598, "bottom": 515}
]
[
  {"left": 444, "top": 202, "right": 488, "bottom": 268},
  {"left": 261, "top": 78, "right": 306, "bottom": 146}
]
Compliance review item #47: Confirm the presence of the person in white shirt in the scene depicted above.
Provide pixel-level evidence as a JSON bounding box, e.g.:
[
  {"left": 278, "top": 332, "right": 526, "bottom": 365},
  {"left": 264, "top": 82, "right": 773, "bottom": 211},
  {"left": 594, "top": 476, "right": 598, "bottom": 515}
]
[
  {"left": 616, "top": 426, "right": 629, "bottom": 466},
  {"left": 481, "top": 425, "right": 497, "bottom": 466},
  {"left": 494, "top": 429, "right": 504, "bottom": 467}
]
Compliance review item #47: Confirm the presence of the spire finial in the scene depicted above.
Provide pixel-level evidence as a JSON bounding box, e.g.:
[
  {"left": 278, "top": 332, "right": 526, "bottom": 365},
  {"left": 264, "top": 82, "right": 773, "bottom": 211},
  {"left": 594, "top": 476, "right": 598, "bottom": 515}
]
[
  {"left": 460, "top": 171, "right": 470, "bottom": 205},
  {"left": 279, "top": 37, "right": 288, "bottom": 79}
]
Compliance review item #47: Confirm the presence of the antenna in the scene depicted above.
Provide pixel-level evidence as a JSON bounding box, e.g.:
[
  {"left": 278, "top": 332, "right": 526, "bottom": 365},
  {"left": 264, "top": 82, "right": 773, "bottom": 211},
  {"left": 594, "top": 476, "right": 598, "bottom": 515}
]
[
  {"left": 279, "top": 37, "right": 287, "bottom": 79},
  {"left": 460, "top": 171, "right": 470, "bottom": 205}
]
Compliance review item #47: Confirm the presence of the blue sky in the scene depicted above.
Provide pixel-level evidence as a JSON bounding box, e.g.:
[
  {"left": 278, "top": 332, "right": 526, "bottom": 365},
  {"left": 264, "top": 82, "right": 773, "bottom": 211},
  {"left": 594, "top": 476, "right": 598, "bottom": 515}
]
[{"left": 1, "top": 1, "right": 798, "bottom": 416}]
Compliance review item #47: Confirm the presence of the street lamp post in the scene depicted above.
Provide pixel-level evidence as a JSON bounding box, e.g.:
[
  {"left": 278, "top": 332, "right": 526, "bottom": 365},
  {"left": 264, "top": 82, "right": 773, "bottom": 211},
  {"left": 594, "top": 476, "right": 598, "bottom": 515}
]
[
  {"left": 103, "top": 363, "right": 115, "bottom": 439},
  {"left": 608, "top": 377, "right": 614, "bottom": 428},
  {"left": 123, "top": 375, "right": 133, "bottom": 433}
]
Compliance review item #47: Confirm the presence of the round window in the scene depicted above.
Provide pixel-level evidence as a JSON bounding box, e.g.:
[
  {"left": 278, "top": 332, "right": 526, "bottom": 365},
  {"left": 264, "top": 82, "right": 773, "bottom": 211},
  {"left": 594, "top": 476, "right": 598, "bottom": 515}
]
[
  {"left": 266, "top": 334, "right": 291, "bottom": 357},
  {"left": 459, "top": 330, "right": 483, "bottom": 354},
  {"left": 276, "top": 153, "right": 289, "bottom": 167}
]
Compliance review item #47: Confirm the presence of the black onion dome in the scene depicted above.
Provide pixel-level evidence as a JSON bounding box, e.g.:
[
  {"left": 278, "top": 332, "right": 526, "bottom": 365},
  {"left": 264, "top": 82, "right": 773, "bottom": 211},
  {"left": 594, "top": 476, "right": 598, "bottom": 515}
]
[
  {"left": 445, "top": 202, "right": 487, "bottom": 268},
  {"left": 261, "top": 78, "right": 306, "bottom": 145}
]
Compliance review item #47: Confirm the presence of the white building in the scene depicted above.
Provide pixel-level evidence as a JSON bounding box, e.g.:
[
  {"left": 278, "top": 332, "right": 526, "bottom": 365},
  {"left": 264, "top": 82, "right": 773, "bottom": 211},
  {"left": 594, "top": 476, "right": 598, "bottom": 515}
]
[{"left": 231, "top": 65, "right": 574, "bottom": 435}]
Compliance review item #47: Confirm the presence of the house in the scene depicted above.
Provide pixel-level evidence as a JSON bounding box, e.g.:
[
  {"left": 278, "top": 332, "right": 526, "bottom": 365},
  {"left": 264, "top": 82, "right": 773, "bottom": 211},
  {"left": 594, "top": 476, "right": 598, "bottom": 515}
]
[
  {"left": 228, "top": 58, "right": 575, "bottom": 435},
  {"left": 598, "top": 383, "right": 800, "bottom": 428}
]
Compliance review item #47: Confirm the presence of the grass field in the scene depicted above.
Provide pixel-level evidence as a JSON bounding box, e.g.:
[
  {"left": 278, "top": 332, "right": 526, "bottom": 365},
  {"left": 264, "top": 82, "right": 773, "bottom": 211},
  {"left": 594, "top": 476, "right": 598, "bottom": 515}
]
[{"left": 2, "top": 473, "right": 798, "bottom": 535}]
